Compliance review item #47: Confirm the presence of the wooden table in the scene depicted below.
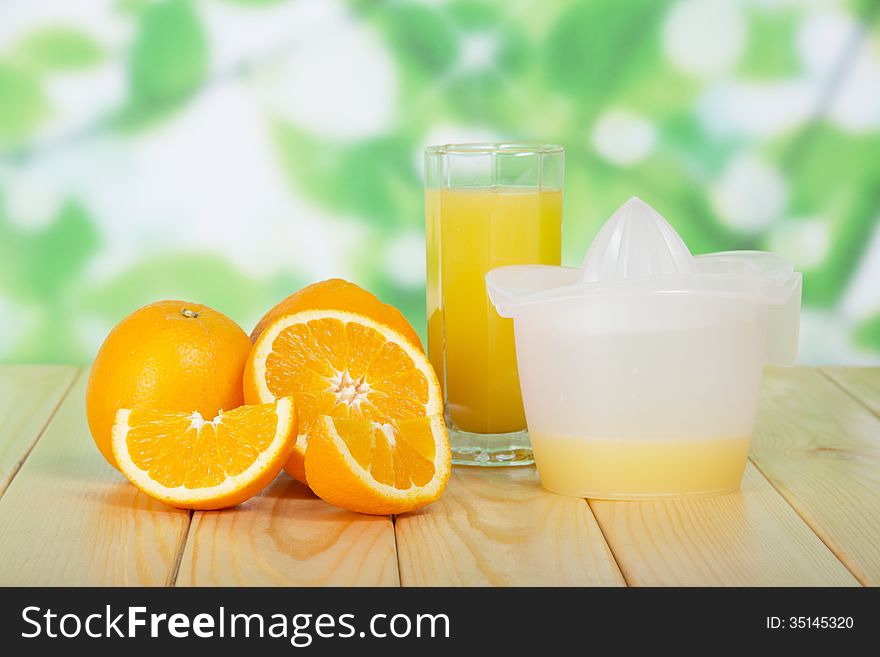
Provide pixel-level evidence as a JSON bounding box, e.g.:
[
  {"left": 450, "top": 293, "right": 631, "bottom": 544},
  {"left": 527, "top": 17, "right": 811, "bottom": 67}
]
[{"left": 0, "top": 365, "right": 878, "bottom": 587}]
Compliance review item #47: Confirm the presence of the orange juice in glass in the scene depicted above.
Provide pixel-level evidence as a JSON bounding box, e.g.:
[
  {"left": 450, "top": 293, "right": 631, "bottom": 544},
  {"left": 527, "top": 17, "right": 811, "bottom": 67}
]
[{"left": 425, "top": 143, "right": 563, "bottom": 465}]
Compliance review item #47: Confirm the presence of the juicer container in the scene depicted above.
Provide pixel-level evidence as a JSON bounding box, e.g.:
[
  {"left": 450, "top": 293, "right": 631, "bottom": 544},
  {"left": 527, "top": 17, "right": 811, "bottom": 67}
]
[{"left": 485, "top": 198, "right": 802, "bottom": 498}]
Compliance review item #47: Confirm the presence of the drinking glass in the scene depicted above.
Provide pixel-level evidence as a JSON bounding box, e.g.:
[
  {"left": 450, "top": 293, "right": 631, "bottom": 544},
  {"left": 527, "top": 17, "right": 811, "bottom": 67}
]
[{"left": 424, "top": 143, "right": 564, "bottom": 466}]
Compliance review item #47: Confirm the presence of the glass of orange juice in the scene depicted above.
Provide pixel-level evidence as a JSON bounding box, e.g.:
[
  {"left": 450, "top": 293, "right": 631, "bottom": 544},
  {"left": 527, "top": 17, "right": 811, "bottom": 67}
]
[{"left": 424, "top": 143, "right": 564, "bottom": 466}]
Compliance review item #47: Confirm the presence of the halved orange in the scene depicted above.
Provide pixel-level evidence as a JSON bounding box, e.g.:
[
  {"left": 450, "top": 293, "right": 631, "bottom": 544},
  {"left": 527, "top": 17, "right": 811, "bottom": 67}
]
[
  {"left": 111, "top": 397, "right": 297, "bottom": 510},
  {"left": 243, "top": 309, "right": 443, "bottom": 484},
  {"left": 305, "top": 415, "right": 450, "bottom": 515},
  {"left": 250, "top": 278, "right": 422, "bottom": 350}
]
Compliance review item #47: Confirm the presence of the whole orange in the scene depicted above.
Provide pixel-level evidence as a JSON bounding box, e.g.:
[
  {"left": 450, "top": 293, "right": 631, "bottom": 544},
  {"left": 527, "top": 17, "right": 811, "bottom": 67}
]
[
  {"left": 86, "top": 300, "right": 252, "bottom": 469},
  {"left": 249, "top": 278, "right": 423, "bottom": 350}
]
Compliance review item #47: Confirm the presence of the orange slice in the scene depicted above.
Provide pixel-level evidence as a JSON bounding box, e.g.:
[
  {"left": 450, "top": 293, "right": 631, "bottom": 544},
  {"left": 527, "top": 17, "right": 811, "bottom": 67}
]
[
  {"left": 243, "top": 309, "right": 443, "bottom": 484},
  {"left": 111, "top": 397, "right": 297, "bottom": 510},
  {"left": 305, "top": 415, "right": 450, "bottom": 515}
]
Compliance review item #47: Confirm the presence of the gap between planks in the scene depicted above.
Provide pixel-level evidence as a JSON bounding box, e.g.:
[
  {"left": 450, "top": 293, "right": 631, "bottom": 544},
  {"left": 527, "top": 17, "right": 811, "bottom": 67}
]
[
  {"left": 394, "top": 467, "right": 625, "bottom": 587},
  {"left": 585, "top": 461, "right": 854, "bottom": 587},
  {"left": 174, "top": 476, "right": 399, "bottom": 587},
  {"left": 587, "top": 462, "right": 858, "bottom": 587},
  {"left": 744, "top": 454, "right": 862, "bottom": 586},
  {"left": 391, "top": 514, "right": 404, "bottom": 587},
  {"left": 818, "top": 367, "right": 880, "bottom": 420},
  {"left": 0, "top": 365, "right": 80, "bottom": 501},
  {"left": 751, "top": 368, "right": 877, "bottom": 586},
  {"left": 0, "top": 372, "right": 191, "bottom": 586},
  {"left": 747, "top": 367, "right": 880, "bottom": 586},
  {"left": 166, "top": 510, "right": 194, "bottom": 587}
]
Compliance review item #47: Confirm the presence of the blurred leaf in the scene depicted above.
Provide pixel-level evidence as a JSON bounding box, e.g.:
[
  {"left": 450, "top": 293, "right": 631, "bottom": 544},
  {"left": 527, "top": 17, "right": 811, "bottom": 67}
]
[
  {"left": 855, "top": 312, "right": 880, "bottom": 353},
  {"left": 218, "top": 0, "right": 290, "bottom": 5},
  {"left": 9, "top": 305, "right": 85, "bottom": 364},
  {"left": 447, "top": 1, "right": 501, "bottom": 30},
  {"left": 29, "top": 203, "right": 102, "bottom": 297},
  {"left": 0, "top": 193, "right": 26, "bottom": 290},
  {"left": 738, "top": 10, "right": 800, "bottom": 78},
  {"left": 24, "top": 204, "right": 97, "bottom": 297},
  {"left": 444, "top": 24, "right": 530, "bottom": 124},
  {"left": 274, "top": 122, "right": 422, "bottom": 230},
  {"left": 661, "top": 112, "right": 742, "bottom": 179},
  {"left": 0, "top": 201, "right": 99, "bottom": 301},
  {"left": 0, "top": 60, "right": 49, "bottom": 149},
  {"left": 79, "top": 252, "right": 278, "bottom": 332},
  {"left": 367, "top": 1, "right": 529, "bottom": 125},
  {"left": 16, "top": 27, "right": 105, "bottom": 72},
  {"left": 376, "top": 4, "right": 458, "bottom": 76},
  {"left": 853, "top": 0, "right": 880, "bottom": 23},
  {"left": 783, "top": 125, "right": 880, "bottom": 306},
  {"left": 0, "top": 196, "right": 100, "bottom": 364},
  {"left": 0, "top": 199, "right": 99, "bottom": 300},
  {"left": 445, "top": 72, "right": 510, "bottom": 124},
  {"left": 785, "top": 126, "right": 880, "bottom": 211},
  {"left": 122, "top": 0, "right": 209, "bottom": 126},
  {"left": 614, "top": 68, "right": 696, "bottom": 117},
  {"left": 116, "top": 0, "right": 154, "bottom": 15},
  {"left": 542, "top": 0, "right": 665, "bottom": 114}
]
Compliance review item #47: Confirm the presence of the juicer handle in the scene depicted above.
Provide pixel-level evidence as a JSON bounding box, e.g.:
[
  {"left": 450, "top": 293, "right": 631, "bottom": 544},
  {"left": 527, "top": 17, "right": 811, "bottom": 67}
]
[{"left": 765, "top": 272, "right": 802, "bottom": 366}]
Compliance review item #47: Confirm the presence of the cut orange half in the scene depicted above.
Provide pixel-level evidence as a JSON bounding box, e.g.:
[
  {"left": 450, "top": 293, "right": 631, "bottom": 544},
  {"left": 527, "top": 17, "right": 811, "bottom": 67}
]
[
  {"left": 243, "top": 310, "right": 443, "bottom": 484},
  {"left": 305, "top": 415, "right": 450, "bottom": 515},
  {"left": 111, "top": 397, "right": 297, "bottom": 510}
]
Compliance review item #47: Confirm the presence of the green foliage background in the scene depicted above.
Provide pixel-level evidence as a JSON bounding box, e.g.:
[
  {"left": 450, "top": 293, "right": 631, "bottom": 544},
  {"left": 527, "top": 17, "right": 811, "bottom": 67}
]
[{"left": 0, "top": 0, "right": 878, "bottom": 364}]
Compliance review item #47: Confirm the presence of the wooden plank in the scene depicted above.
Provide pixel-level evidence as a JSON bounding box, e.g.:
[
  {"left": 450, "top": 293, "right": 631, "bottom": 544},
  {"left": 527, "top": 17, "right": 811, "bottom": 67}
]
[
  {"left": 0, "top": 373, "right": 191, "bottom": 586},
  {"left": 0, "top": 365, "right": 78, "bottom": 496},
  {"left": 177, "top": 476, "right": 399, "bottom": 586},
  {"left": 820, "top": 366, "right": 880, "bottom": 418},
  {"left": 589, "top": 463, "right": 859, "bottom": 586},
  {"left": 749, "top": 366, "right": 880, "bottom": 586},
  {"left": 395, "top": 467, "right": 625, "bottom": 586}
]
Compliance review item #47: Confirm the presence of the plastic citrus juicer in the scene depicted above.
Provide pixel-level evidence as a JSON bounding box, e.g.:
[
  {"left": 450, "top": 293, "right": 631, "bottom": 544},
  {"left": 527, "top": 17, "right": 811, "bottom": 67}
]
[{"left": 486, "top": 197, "right": 802, "bottom": 499}]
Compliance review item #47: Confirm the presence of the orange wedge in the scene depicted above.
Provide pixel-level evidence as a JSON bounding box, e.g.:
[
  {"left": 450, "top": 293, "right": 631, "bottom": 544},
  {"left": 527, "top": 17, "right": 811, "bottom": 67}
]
[
  {"left": 305, "top": 415, "right": 450, "bottom": 515},
  {"left": 243, "top": 309, "right": 443, "bottom": 484},
  {"left": 111, "top": 397, "right": 297, "bottom": 510}
]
